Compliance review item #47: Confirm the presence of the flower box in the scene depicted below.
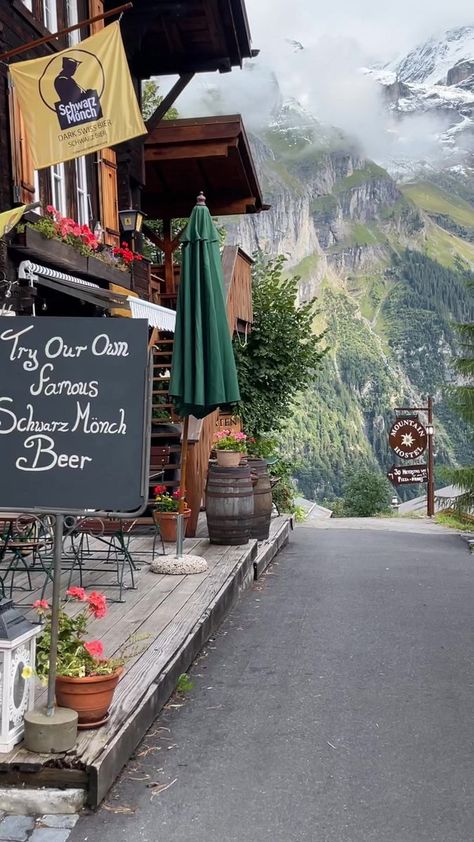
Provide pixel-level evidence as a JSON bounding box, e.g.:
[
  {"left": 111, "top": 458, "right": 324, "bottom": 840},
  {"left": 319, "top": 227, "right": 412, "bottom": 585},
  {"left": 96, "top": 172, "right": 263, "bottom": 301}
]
[
  {"left": 12, "top": 226, "right": 88, "bottom": 275},
  {"left": 86, "top": 255, "right": 132, "bottom": 288}
]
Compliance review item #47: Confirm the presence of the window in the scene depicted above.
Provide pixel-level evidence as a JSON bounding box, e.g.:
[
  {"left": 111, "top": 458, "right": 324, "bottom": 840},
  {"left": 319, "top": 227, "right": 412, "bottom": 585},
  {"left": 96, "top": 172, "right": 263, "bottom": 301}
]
[
  {"left": 43, "top": 0, "right": 58, "bottom": 32},
  {"left": 51, "top": 163, "right": 66, "bottom": 216},
  {"left": 66, "top": 0, "right": 80, "bottom": 45},
  {"left": 75, "top": 157, "right": 89, "bottom": 225},
  {"left": 21, "top": 0, "right": 33, "bottom": 10}
]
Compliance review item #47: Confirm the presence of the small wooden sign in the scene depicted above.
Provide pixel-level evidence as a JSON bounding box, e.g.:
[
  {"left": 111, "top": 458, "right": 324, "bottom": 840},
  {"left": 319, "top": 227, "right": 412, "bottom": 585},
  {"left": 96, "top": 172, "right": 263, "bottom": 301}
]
[
  {"left": 215, "top": 413, "right": 242, "bottom": 433},
  {"left": 389, "top": 416, "right": 427, "bottom": 460},
  {"left": 387, "top": 464, "right": 428, "bottom": 486}
]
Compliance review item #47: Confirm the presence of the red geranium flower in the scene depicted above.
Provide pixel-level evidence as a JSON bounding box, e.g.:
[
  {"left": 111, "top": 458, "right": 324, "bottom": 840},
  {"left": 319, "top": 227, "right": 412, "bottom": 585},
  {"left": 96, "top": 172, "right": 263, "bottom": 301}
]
[
  {"left": 66, "top": 586, "right": 86, "bottom": 601},
  {"left": 154, "top": 484, "right": 166, "bottom": 494},
  {"left": 33, "top": 599, "right": 49, "bottom": 611},
  {"left": 87, "top": 591, "right": 107, "bottom": 619},
  {"left": 84, "top": 640, "right": 104, "bottom": 660}
]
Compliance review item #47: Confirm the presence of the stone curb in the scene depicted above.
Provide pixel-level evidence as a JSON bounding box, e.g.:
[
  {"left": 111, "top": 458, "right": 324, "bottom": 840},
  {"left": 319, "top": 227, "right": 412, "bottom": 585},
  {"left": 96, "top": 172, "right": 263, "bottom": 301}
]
[
  {"left": 0, "top": 791, "right": 85, "bottom": 818},
  {"left": 254, "top": 515, "right": 293, "bottom": 580}
]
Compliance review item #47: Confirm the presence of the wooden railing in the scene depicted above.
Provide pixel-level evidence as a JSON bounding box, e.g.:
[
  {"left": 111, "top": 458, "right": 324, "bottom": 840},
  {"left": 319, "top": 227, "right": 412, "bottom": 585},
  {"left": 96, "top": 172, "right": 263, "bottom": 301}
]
[
  {"left": 222, "top": 246, "right": 253, "bottom": 330},
  {"left": 184, "top": 412, "right": 219, "bottom": 536}
]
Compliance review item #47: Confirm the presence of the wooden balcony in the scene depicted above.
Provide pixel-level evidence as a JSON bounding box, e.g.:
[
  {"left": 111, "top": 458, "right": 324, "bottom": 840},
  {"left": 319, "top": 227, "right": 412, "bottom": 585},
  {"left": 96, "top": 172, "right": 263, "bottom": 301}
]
[{"left": 109, "top": 0, "right": 255, "bottom": 78}]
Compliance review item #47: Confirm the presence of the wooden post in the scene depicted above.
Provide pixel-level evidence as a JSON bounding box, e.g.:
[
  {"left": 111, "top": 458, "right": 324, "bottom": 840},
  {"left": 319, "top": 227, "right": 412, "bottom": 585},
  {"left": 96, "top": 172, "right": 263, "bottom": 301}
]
[
  {"left": 146, "top": 74, "right": 195, "bottom": 132},
  {"left": 162, "top": 218, "right": 175, "bottom": 294},
  {"left": 427, "top": 395, "right": 435, "bottom": 518}
]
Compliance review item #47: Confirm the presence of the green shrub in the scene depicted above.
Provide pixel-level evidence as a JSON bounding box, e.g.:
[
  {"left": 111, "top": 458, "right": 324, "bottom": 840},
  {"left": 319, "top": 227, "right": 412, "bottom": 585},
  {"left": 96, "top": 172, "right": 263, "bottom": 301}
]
[{"left": 342, "top": 468, "right": 392, "bottom": 517}]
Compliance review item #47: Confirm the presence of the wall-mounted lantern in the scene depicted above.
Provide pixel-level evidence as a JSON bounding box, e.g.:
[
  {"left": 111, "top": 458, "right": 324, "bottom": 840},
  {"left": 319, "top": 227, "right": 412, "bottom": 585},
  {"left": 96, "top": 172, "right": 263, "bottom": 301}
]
[{"left": 118, "top": 208, "right": 145, "bottom": 234}]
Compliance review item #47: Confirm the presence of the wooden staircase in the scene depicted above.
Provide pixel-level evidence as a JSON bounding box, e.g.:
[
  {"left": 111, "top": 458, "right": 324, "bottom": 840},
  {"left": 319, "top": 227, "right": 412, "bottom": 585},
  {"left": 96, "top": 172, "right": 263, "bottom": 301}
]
[{"left": 148, "top": 338, "right": 181, "bottom": 507}]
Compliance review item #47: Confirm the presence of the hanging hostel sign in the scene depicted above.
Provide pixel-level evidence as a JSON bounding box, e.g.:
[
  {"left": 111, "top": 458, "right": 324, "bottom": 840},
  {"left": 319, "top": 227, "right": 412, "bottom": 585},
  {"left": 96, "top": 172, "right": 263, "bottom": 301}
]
[
  {"left": 0, "top": 317, "right": 149, "bottom": 512},
  {"left": 9, "top": 22, "right": 146, "bottom": 169},
  {"left": 388, "top": 416, "right": 427, "bottom": 460}
]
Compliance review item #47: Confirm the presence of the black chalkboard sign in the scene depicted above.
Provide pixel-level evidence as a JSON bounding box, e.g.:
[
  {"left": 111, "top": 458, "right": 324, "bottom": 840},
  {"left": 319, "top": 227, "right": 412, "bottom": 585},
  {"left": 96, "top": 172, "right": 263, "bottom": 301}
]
[{"left": 0, "top": 317, "right": 149, "bottom": 512}]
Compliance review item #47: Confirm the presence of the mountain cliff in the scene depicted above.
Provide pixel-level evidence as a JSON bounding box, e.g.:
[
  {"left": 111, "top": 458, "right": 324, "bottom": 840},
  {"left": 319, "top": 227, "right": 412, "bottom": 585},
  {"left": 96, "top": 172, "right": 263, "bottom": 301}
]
[{"left": 225, "top": 96, "right": 474, "bottom": 500}]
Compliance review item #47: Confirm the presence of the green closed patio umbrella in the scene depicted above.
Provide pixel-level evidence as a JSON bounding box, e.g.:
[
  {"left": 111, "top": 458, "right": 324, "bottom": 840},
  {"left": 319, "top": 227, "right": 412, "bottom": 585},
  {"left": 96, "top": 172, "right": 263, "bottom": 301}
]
[
  {"left": 169, "top": 192, "right": 241, "bottom": 512},
  {"left": 169, "top": 192, "right": 240, "bottom": 418}
]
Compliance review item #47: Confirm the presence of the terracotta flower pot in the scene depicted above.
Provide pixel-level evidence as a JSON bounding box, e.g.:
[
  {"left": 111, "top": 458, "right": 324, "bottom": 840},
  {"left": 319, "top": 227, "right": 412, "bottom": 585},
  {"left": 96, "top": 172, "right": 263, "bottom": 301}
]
[
  {"left": 153, "top": 508, "right": 191, "bottom": 542},
  {"left": 55, "top": 667, "right": 123, "bottom": 728},
  {"left": 216, "top": 450, "right": 243, "bottom": 468}
]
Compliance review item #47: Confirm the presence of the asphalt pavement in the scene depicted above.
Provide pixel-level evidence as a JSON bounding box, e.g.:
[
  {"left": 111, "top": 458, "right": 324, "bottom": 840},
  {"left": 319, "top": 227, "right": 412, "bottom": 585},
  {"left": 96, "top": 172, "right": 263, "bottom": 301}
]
[{"left": 71, "top": 523, "right": 474, "bottom": 842}]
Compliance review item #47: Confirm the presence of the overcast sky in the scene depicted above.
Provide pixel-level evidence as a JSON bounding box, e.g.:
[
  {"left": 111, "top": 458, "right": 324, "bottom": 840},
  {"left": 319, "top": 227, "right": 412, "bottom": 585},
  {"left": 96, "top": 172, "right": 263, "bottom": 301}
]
[
  {"left": 172, "top": 0, "right": 473, "bottom": 164},
  {"left": 246, "top": 0, "right": 473, "bottom": 62}
]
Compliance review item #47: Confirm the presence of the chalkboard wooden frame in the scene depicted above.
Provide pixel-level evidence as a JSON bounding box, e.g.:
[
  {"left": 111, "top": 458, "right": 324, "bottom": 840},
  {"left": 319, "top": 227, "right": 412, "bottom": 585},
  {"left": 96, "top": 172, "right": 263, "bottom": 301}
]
[{"left": 0, "top": 317, "right": 152, "bottom": 517}]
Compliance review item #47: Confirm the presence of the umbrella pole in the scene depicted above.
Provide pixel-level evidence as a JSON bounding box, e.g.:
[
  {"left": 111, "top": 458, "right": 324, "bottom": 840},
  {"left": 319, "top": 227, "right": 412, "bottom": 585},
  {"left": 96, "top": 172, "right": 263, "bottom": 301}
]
[
  {"left": 176, "top": 416, "right": 189, "bottom": 559},
  {"left": 179, "top": 415, "right": 189, "bottom": 513},
  {"left": 23, "top": 512, "right": 78, "bottom": 752},
  {"left": 47, "top": 514, "right": 64, "bottom": 715}
]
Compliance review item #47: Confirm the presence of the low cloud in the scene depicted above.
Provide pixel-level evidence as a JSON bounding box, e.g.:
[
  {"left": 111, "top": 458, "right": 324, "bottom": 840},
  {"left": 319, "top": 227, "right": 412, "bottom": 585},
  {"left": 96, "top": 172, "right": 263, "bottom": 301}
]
[
  {"left": 246, "top": 0, "right": 473, "bottom": 61},
  {"left": 163, "top": 1, "right": 473, "bottom": 170},
  {"left": 172, "top": 39, "right": 453, "bottom": 169}
]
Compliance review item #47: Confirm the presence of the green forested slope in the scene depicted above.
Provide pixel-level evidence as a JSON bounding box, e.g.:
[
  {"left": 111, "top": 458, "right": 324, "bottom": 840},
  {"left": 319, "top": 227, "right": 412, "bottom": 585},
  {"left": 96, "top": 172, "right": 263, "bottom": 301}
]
[{"left": 234, "top": 121, "right": 474, "bottom": 500}]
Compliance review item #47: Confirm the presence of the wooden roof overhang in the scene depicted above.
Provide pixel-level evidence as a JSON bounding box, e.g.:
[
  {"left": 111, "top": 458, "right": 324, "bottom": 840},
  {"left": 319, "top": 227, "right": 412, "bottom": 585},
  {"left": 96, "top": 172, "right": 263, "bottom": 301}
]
[
  {"left": 143, "top": 115, "right": 268, "bottom": 218},
  {"left": 108, "top": 0, "right": 257, "bottom": 77}
]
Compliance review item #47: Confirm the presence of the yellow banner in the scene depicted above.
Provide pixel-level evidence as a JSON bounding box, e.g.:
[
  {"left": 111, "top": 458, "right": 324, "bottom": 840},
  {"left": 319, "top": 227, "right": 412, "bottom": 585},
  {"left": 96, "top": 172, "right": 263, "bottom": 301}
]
[
  {"left": 0, "top": 205, "right": 26, "bottom": 238},
  {"left": 9, "top": 23, "right": 146, "bottom": 169}
]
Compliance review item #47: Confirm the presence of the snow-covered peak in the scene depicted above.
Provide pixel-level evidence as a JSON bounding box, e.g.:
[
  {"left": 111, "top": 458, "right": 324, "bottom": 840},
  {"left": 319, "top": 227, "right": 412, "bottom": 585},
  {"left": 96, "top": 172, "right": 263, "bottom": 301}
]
[
  {"left": 363, "top": 26, "right": 474, "bottom": 176},
  {"left": 387, "top": 25, "right": 474, "bottom": 86}
]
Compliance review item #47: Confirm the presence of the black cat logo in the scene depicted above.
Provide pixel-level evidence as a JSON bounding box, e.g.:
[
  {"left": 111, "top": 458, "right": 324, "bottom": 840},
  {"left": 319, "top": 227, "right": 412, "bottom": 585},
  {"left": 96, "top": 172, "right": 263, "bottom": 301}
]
[{"left": 39, "top": 50, "right": 104, "bottom": 130}]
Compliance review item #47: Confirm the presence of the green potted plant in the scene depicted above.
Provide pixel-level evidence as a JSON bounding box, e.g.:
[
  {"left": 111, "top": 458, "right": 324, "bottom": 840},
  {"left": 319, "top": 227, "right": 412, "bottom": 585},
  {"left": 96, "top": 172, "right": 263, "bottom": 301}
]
[
  {"left": 33, "top": 588, "right": 124, "bottom": 729},
  {"left": 152, "top": 485, "right": 190, "bottom": 542},
  {"left": 213, "top": 430, "right": 248, "bottom": 467},
  {"left": 246, "top": 435, "right": 278, "bottom": 463}
]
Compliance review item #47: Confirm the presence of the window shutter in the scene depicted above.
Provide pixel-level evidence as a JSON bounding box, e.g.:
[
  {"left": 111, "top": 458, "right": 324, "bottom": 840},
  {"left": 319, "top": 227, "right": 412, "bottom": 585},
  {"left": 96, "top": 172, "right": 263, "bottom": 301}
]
[
  {"left": 89, "top": 0, "right": 120, "bottom": 246},
  {"left": 8, "top": 81, "right": 35, "bottom": 205},
  {"left": 88, "top": 0, "right": 104, "bottom": 33},
  {"left": 98, "top": 148, "right": 120, "bottom": 247}
]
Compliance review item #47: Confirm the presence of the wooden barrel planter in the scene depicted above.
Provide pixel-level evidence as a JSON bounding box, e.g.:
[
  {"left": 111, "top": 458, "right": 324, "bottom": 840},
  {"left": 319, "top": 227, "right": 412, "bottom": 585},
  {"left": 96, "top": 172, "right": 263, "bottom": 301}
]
[
  {"left": 248, "top": 459, "right": 272, "bottom": 540},
  {"left": 206, "top": 464, "right": 254, "bottom": 545}
]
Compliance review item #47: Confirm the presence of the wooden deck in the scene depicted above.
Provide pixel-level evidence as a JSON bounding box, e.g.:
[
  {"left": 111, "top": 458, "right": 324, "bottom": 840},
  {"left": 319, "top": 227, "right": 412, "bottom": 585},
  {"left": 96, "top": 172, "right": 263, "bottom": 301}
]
[{"left": 0, "top": 517, "right": 291, "bottom": 806}]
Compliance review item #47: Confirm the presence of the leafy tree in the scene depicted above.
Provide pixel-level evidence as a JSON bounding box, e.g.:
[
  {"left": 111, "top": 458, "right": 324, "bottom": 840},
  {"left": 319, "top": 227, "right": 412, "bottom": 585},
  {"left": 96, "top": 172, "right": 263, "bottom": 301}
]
[
  {"left": 342, "top": 468, "right": 392, "bottom": 517},
  {"left": 141, "top": 79, "right": 179, "bottom": 122},
  {"left": 233, "top": 252, "right": 326, "bottom": 437},
  {"left": 445, "top": 283, "right": 474, "bottom": 512}
]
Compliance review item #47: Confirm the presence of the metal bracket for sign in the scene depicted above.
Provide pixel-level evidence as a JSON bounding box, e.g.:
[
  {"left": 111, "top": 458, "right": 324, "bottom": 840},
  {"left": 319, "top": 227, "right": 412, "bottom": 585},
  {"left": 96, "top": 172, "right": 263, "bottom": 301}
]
[{"left": 394, "top": 406, "right": 429, "bottom": 413}]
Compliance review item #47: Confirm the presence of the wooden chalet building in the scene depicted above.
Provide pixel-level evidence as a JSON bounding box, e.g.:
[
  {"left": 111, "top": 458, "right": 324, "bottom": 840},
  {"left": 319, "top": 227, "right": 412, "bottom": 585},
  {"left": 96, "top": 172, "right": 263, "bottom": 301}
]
[{"left": 0, "top": 0, "right": 267, "bottom": 533}]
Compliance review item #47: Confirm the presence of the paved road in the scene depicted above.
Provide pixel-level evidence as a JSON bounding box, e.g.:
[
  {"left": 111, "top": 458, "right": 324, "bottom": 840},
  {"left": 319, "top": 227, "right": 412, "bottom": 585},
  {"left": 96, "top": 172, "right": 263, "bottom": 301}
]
[{"left": 71, "top": 524, "right": 474, "bottom": 842}]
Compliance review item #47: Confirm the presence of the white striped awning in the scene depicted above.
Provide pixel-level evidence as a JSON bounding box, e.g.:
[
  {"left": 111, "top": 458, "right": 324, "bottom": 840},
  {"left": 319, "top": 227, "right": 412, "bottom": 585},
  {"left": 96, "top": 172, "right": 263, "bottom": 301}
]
[
  {"left": 127, "top": 297, "right": 176, "bottom": 333},
  {"left": 18, "top": 260, "right": 129, "bottom": 309},
  {"left": 17, "top": 260, "right": 176, "bottom": 332}
]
